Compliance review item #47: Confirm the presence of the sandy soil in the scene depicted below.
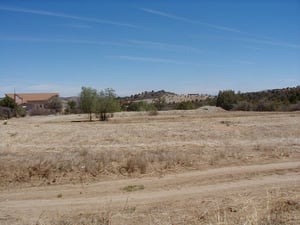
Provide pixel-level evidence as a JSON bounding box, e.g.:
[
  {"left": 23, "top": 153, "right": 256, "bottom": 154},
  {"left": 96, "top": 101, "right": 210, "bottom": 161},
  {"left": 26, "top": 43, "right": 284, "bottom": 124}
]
[{"left": 0, "top": 110, "right": 300, "bottom": 224}]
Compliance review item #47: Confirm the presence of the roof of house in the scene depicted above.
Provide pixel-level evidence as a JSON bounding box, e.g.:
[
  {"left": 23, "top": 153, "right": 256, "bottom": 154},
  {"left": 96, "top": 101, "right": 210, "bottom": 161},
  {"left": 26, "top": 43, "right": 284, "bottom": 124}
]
[{"left": 6, "top": 93, "right": 59, "bottom": 104}]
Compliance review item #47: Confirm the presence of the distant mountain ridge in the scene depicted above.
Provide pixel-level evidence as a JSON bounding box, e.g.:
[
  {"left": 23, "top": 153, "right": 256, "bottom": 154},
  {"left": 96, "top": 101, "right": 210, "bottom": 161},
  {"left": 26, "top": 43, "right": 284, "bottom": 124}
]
[{"left": 125, "top": 90, "right": 212, "bottom": 104}]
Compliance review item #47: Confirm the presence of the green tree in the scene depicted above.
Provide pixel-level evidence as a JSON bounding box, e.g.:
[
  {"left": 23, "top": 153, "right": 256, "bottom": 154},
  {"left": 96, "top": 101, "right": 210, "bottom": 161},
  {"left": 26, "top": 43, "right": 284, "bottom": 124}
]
[
  {"left": 216, "top": 90, "right": 237, "bottom": 110},
  {"left": 176, "top": 101, "right": 195, "bottom": 110},
  {"left": 153, "top": 96, "right": 166, "bottom": 111},
  {"left": 0, "top": 96, "right": 17, "bottom": 118},
  {"left": 97, "top": 88, "right": 121, "bottom": 121},
  {"left": 79, "top": 87, "right": 98, "bottom": 121},
  {"left": 67, "top": 100, "right": 77, "bottom": 114},
  {"left": 0, "top": 96, "right": 27, "bottom": 118},
  {"left": 127, "top": 101, "right": 156, "bottom": 112},
  {"left": 0, "top": 96, "right": 17, "bottom": 109},
  {"left": 47, "top": 96, "right": 62, "bottom": 113}
]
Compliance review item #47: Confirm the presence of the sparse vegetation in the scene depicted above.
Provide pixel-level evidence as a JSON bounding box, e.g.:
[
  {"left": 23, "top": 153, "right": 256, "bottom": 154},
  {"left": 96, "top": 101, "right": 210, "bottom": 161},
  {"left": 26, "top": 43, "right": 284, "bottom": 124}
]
[
  {"left": 175, "top": 101, "right": 196, "bottom": 110},
  {"left": 122, "top": 184, "right": 144, "bottom": 192},
  {"left": 35, "top": 187, "right": 300, "bottom": 225},
  {"left": 216, "top": 86, "right": 300, "bottom": 111},
  {"left": 126, "top": 101, "right": 157, "bottom": 112},
  {"left": 52, "top": 212, "right": 112, "bottom": 225},
  {"left": 1, "top": 111, "right": 299, "bottom": 225},
  {"left": 0, "top": 96, "right": 27, "bottom": 119}
]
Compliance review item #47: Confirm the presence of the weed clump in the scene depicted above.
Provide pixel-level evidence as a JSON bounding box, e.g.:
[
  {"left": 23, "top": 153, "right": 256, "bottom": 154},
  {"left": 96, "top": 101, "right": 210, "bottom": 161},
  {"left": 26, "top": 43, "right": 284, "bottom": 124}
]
[{"left": 122, "top": 184, "right": 145, "bottom": 192}]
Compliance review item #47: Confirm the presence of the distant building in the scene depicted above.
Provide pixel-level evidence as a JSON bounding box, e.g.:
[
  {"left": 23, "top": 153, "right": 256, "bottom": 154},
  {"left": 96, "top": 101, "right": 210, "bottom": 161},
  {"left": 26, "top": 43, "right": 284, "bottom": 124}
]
[{"left": 5, "top": 93, "right": 59, "bottom": 112}]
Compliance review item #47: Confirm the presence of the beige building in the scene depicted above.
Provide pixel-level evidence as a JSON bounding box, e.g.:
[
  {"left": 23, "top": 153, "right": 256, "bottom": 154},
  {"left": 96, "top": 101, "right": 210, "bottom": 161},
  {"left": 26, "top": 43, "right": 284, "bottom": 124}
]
[{"left": 5, "top": 93, "right": 59, "bottom": 112}]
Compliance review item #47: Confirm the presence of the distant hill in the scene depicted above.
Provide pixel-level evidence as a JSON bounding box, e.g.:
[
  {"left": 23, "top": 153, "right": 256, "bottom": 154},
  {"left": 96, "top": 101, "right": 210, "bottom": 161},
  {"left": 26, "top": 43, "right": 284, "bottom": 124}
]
[{"left": 123, "top": 90, "right": 212, "bottom": 104}]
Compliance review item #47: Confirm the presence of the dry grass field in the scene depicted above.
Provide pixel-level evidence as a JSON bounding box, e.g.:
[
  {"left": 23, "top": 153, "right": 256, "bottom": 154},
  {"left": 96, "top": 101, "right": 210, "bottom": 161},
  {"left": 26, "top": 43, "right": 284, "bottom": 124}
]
[{"left": 0, "top": 108, "right": 300, "bottom": 225}]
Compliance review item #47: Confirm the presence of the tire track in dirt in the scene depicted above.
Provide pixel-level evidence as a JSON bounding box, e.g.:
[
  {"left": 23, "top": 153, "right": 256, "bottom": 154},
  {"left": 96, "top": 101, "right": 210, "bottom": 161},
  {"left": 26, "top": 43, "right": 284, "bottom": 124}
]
[{"left": 0, "top": 161, "right": 299, "bottom": 224}]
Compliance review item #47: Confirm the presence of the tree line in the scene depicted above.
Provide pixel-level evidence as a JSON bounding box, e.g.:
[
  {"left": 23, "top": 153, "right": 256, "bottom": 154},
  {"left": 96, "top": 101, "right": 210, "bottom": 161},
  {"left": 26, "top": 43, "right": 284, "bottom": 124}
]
[
  {"left": 216, "top": 86, "right": 300, "bottom": 111},
  {"left": 1, "top": 86, "right": 300, "bottom": 120}
]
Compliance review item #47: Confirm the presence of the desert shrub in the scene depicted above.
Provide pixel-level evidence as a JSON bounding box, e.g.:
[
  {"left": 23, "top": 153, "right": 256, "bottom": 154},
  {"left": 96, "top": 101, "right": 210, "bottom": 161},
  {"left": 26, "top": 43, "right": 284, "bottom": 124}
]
[
  {"left": 30, "top": 109, "right": 53, "bottom": 116},
  {"left": 127, "top": 101, "right": 157, "bottom": 112},
  {"left": 15, "top": 106, "right": 27, "bottom": 117},
  {"left": 233, "top": 100, "right": 253, "bottom": 111},
  {"left": 148, "top": 109, "right": 158, "bottom": 116},
  {"left": 0, "top": 148, "right": 197, "bottom": 188},
  {"left": 153, "top": 96, "right": 167, "bottom": 110},
  {"left": 52, "top": 212, "right": 112, "bottom": 225},
  {"left": 119, "top": 154, "right": 147, "bottom": 175},
  {"left": 176, "top": 101, "right": 196, "bottom": 110},
  {"left": 287, "top": 102, "right": 300, "bottom": 111},
  {"left": 258, "top": 198, "right": 300, "bottom": 225},
  {"left": 122, "top": 184, "right": 144, "bottom": 192},
  {"left": 0, "top": 106, "right": 12, "bottom": 119}
]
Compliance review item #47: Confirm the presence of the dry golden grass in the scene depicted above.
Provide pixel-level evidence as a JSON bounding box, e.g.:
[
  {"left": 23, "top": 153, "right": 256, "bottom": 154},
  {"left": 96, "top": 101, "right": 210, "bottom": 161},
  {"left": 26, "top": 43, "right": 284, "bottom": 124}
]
[
  {"left": 35, "top": 186, "right": 299, "bottom": 225},
  {"left": 0, "top": 110, "right": 299, "bottom": 188},
  {"left": 0, "top": 109, "right": 299, "bottom": 224}
]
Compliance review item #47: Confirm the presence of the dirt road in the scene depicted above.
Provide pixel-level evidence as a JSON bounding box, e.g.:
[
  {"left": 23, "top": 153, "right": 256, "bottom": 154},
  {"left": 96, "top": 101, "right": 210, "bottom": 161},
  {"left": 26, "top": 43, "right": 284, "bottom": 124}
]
[{"left": 1, "top": 161, "right": 299, "bottom": 224}]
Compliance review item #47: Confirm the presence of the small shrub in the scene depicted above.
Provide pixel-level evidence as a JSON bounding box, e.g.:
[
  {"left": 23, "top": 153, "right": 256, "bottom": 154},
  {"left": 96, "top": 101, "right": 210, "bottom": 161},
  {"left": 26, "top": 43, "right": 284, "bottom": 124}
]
[
  {"left": 119, "top": 154, "right": 147, "bottom": 175},
  {"left": 122, "top": 184, "right": 145, "bottom": 192},
  {"left": 148, "top": 109, "right": 158, "bottom": 116},
  {"left": 176, "top": 101, "right": 196, "bottom": 110},
  {"left": 57, "top": 193, "right": 63, "bottom": 198},
  {"left": 52, "top": 212, "right": 112, "bottom": 225}
]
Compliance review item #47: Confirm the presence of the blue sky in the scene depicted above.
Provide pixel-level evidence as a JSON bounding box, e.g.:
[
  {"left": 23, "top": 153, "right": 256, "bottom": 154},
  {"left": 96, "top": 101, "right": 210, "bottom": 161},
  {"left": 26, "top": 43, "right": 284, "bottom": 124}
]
[{"left": 0, "top": 0, "right": 299, "bottom": 97}]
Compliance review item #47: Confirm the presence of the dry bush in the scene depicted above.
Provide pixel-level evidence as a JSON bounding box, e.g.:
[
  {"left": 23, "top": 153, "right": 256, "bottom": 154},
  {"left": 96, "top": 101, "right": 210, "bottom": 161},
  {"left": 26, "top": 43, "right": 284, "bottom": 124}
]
[
  {"left": 134, "top": 188, "right": 300, "bottom": 225},
  {"left": 0, "top": 148, "right": 196, "bottom": 187},
  {"left": 51, "top": 212, "right": 112, "bottom": 225},
  {"left": 32, "top": 188, "right": 299, "bottom": 225}
]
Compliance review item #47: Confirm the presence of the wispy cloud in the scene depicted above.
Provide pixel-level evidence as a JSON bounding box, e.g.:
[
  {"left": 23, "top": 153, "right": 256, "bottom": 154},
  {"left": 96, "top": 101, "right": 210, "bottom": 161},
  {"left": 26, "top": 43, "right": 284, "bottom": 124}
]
[
  {"left": 233, "top": 37, "right": 300, "bottom": 49},
  {"left": 277, "top": 78, "right": 299, "bottom": 83},
  {"left": 108, "top": 55, "right": 223, "bottom": 68},
  {"left": 109, "top": 55, "right": 200, "bottom": 65},
  {"left": 28, "top": 84, "right": 78, "bottom": 95},
  {"left": 65, "top": 23, "right": 93, "bottom": 29},
  {"left": 191, "top": 34, "right": 300, "bottom": 50},
  {"left": 0, "top": 5, "right": 140, "bottom": 29},
  {"left": 140, "top": 8, "right": 241, "bottom": 33},
  {"left": 0, "top": 36, "right": 205, "bottom": 53},
  {"left": 127, "top": 39, "right": 203, "bottom": 53},
  {"left": 0, "top": 37, "right": 132, "bottom": 47}
]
